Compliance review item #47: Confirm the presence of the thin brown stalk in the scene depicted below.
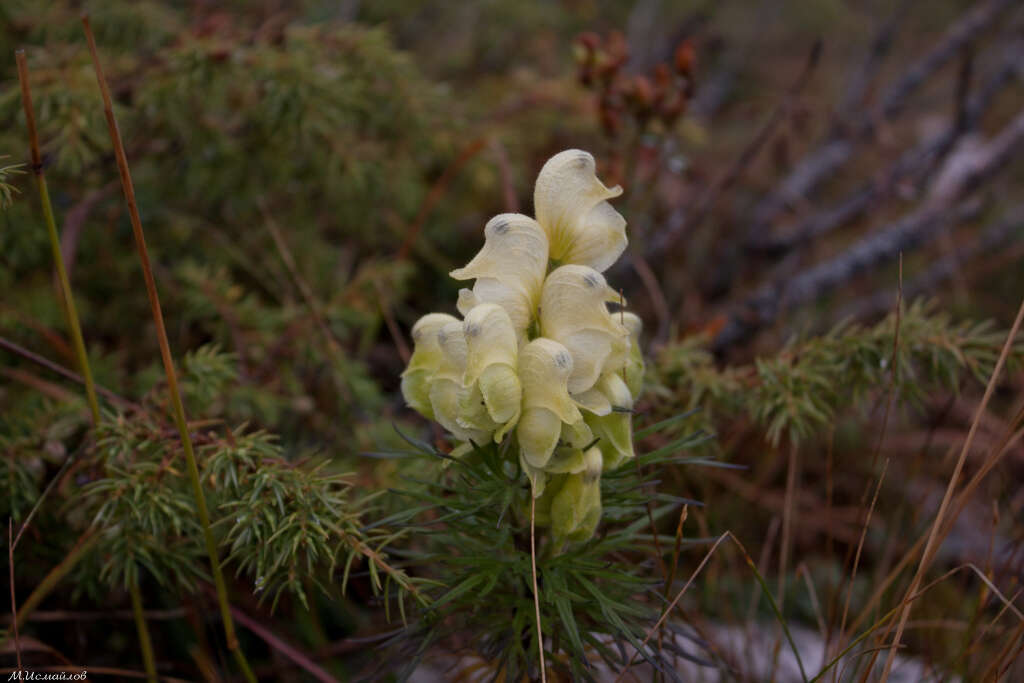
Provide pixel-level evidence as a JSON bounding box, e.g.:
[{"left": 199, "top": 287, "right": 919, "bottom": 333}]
[
  {"left": 490, "top": 138, "right": 519, "bottom": 212},
  {"left": 260, "top": 202, "right": 355, "bottom": 400},
  {"left": 797, "top": 563, "right": 828, "bottom": 641},
  {"left": 373, "top": 279, "right": 410, "bottom": 364},
  {"left": 530, "top": 495, "right": 547, "bottom": 683},
  {"left": 881, "top": 294, "right": 1024, "bottom": 681},
  {"left": 228, "top": 606, "right": 339, "bottom": 683},
  {"left": 81, "top": 17, "right": 255, "bottom": 683},
  {"left": 664, "top": 505, "right": 689, "bottom": 600},
  {"left": 0, "top": 335, "right": 137, "bottom": 410},
  {"left": 838, "top": 458, "right": 889, "bottom": 648},
  {"left": 396, "top": 137, "right": 487, "bottom": 261}
]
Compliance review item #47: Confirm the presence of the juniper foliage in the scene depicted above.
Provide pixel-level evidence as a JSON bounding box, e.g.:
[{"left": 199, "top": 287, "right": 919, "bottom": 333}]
[{"left": 657, "top": 300, "right": 1024, "bottom": 446}]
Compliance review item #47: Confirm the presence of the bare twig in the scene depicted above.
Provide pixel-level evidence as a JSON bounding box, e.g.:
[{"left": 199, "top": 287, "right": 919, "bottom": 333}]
[
  {"left": 748, "top": 45, "right": 1020, "bottom": 253},
  {"left": 749, "top": 0, "right": 1014, "bottom": 231},
  {"left": 835, "top": 0, "right": 916, "bottom": 121},
  {"left": 835, "top": 205, "right": 1024, "bottom": 322},
  {"left": 714, "top": 200, "right": 981, "bottom": 351}
]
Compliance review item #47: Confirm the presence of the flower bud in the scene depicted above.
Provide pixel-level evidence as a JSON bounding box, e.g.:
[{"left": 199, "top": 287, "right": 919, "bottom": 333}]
[{"left": 549, "top": 447, "right": 603, "bottom": 543}]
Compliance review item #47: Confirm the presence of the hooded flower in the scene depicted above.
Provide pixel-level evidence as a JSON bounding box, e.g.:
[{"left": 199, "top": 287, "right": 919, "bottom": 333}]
[
  {"left": 428, "top": 320, "right": 495, "bottom": 444},
  {"left": 401, "top": 313, "right": 461, "bottom": 420},
  {"left": 461, "top": 303, "right": 521, "bottom": 441},
  {"left": 451, "top": 214, "right": 548, "bottom": 337},
  {"left": 516, "top": 338, "right": 592, "bottom": 494},
  {"left": 539, "top": 265, "right": 629, "bottom": 395},
  {"left": 534, "top": 150, "right": 627, "bottom": 272}
]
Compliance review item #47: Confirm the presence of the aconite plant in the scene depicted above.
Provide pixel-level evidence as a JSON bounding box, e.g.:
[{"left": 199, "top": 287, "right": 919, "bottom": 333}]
[{"left": 402, "top": 149, "right": 643, "bottom": 546}]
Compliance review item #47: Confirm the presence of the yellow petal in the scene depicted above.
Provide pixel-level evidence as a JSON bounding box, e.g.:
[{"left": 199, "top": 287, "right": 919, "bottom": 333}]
[
  {"left": 598, "top": 372, "right": 633, "bottom": 410},
  {"left": 477, "top": 365, "right": 521, "bottom": 440},
  {"left": 572, "top": 386, "right": 612, "bottom": 416},
  {"left": 456, "top": 278, "right": 534, "bottom": 335},
  {"left": 450, "top": 214, "right": 548, "bottom": 299},
  {"left": 518, "top": 407, "right": 562, "bottom": 470},
  {"left": 586, "top": 374, "right": 635, "bottom": 469},
  {"left": 564, "top": 200, "right": 628, "bottom": 273},
  {"left": 533, "top": 150, "right": 626, "bottom": 272}
]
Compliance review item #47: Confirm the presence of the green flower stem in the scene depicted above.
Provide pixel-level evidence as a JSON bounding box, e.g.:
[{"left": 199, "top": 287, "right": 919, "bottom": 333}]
[
  {"left": 81, "top": 18, "right": 256, "bottom": 683},
  {"left": 130, "top": 580, "right": 158, "bottom": 683},
  {"left": 16, "top": 49, "right": 157, "bottom": 682},
  {"left": 15, "top": 51, "right": 100, "bottom": 426}
]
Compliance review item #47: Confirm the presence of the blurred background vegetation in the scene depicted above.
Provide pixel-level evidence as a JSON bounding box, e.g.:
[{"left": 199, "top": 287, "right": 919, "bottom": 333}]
[{"left": 2, "top": 0, "right": 1023, "bottom": 680}]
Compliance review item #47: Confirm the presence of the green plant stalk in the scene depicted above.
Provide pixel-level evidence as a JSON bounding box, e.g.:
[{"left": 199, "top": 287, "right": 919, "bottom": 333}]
[
  {"left": 81, "top": 18, "right": 256, "bottom": 683},
  {"left": 130, "top": 581, "right": 158, "bottom": 683},
  {"left": 16, "top": 49, "right": 159, "bottom": 680},
  {"left": 15, "top": 50, "right": 100, "bottom": 426}
]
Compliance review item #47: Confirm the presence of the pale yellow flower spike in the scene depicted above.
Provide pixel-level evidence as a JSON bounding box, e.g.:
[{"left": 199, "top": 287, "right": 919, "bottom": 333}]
[
  {"left": 517, "top": 339, "right": 590, "bottom": 481},
  {"left": 400, "top": 312, "right": 461, "bottom": 420},
  {"left": 540, "top": 265, "right": 628, "bottom": 394},
  {"left": 462, "top": 303, "right": 522, "bottom": 441},
  {"left": 534, "top": 149, "right": 627, "bottom": 272},
  {"left": 451, "top": 214, "right": 549, "bottom": 335}
]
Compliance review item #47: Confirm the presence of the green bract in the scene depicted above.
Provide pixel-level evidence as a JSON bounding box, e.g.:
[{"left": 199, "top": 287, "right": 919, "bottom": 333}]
[{"left": 401, "top": 149, "right": 645, "bottom": 543}]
